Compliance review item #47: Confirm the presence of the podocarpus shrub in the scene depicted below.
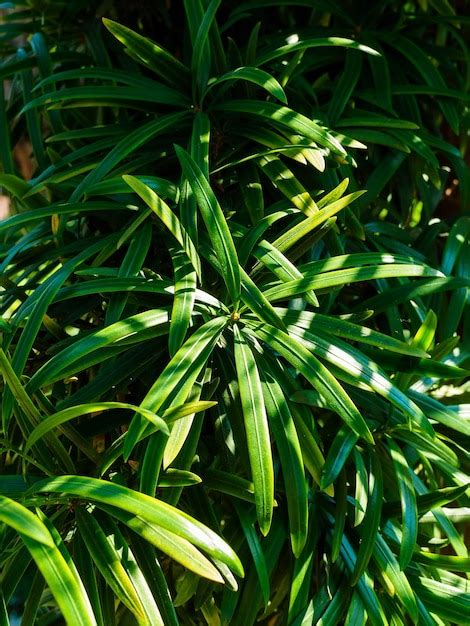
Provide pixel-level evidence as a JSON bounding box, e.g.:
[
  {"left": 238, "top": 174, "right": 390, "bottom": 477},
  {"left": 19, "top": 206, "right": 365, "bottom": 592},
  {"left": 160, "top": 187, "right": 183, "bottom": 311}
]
[{"left": 0, "top": 2, "right": 469, "bottom": 624}]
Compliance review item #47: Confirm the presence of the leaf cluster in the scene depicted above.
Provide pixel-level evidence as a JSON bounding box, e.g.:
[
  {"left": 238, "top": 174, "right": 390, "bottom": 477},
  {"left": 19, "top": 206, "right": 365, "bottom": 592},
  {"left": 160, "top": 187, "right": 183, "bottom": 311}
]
[{"left": 0, "top": 1, "right": 469, "bottom": 625}]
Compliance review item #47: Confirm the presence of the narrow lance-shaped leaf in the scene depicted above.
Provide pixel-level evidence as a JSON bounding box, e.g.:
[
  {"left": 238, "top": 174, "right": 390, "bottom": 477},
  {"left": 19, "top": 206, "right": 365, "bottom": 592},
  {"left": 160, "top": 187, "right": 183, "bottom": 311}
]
[
  {"left": 191, "top": 0, "right": 222, "bottom": 94},
  {"left": 102, "top": 18, "right": 190, "bottom": 88},
  {"left": 0, "top": 495, "right": 54, "bottom": 547},
  {"left": 18, "top": 523, "right": 97, "bottom": 626},
  {"left": 233, "top": 325, "right": 274, "bottom": 535},
  {"left": 30, "top": 475, "right": 244, "bottom": 578},
  {"left": 98, "top": 504, "right": 225, "bottom": 584},
  {"left": 162, "top": 381, "right": 203, "bottom": 469},
  {"left": 255, "top": 36, "right": 380, "bottom": 65},
  {"left": 24, "top": 402, "right": 169, "bottom": 454},
  {"left": 321, "top": 427, "right": 358, "bottom": 489},
  {"left": 213, "top": 100, "right": 346, "bottom": 156},
  {"left": 75, "top": 508, "right": 149, "bottom": 622},
  {"left": 204, "top": 67, "right": 287, "bottom": 104},
  {"left": 70, "top": 112, "right": 188, "bottom": 201},
  {"left": 247, "top": 321, "right": 374, "bottom": 444},
  {"left": 387, "top": 439, "right": 418, "bottom": 570},
  {"left": 259, "top": 357, "right": 308, "bottom": 556},
  {"left": 274, "top": 308, "right": 428, "bottom": 357},
  {"left": 372, "top": 534, "right": 418, "bottom": 623},
  {"left": 3, "top": 237, "right": 111, "bottom": 426},
  {"left": 351, "top": 451, "right": 383, "bottom": 585},
  {"left": 26, "top": 309, "right": 170, "bottom": 393},
  {"left": 262, "top": 263, "right": 443, "bottom": 303},
  {"left": 123, "top": 175, "right": 201, "bottom": 279},
  {"left": 270, "top": 190, "right": 366, "bottom": 256},
  {"left": 233, "top": 501, "right": 270, "bottom": 608},
  {"left": 251, "top": 236, "right": 319, "bottom": 306},
  {"left": 175, "top": 145, "right": 241, "bottom": 306},
  {"left": 240, "top": 267, "right": 287, "bottom": 329},
  {"left": 168, "top": 248, "right": 197, "bottom": 357},
  {"left": 286, "top": 324, "right": 432, "bottom": 433},
  {"left": 124, "top": 316, "right": 227, "bottom": 458}
]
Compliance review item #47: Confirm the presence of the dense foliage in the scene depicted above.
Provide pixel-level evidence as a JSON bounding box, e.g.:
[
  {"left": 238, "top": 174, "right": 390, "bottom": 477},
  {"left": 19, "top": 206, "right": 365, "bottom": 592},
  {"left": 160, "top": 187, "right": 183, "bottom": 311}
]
[{"left": 0, "top": 1, "right": 469, "bottom": 624}]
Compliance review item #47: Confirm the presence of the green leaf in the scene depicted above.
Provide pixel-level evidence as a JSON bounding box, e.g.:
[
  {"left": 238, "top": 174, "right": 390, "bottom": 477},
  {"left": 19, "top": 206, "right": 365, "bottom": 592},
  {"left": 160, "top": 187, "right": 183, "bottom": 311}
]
[
  {"left": 270, "top": 190, "right": 365, "bottom": 256},
  {"left": 255, "top": 36, "right": 380, "bottom": 65},
  {"left": 263, "top": 262, "right": 442, "bottom": 302},
  {"left": 274, "top": 308, "right": 428, "bottom": 357},
  {"left": 129, "top": 537, "right": 179, "bottom": 626},
  {"left": 27, "top": 310, "right": 170, "bottom": 393},
  {"left": 21, "top": 85, "right": 189, "bottom": 111},
  {"left": 102, "top": 18, "right": 189, "bottom": 88},
  {"left": 286, "top": 325, "right": 431, "bottom": 432},
  {"left": 336, "top": 116, "right": 419, "bottom": 130},
  {"left": 344, "top": 592, "right": 367, "bottom": 626},
  {"left": 251, "top": 235, "right": 317, "bottom": 298},
  {"left": 441, "top": 217, "right": 470, "bottom": 275},
  {"left": 339, "top": 532, "right": 388, "bottom": 626},
  {"left": 233, "top": 502, "right": 270, "bottom": 608},
  {"left": 259, "top": 358, "right": 308, "bottom": 555},
  {"left": 205, "top": 66, "right": 287, "bottom": 103},
  {"left": 168, "top": 249, "right": 197, "bottom": 357},
  {"left": 386, "top": 34, "right": 460, "bottom": 133},
  {"left": 350, "top": 451, "right": 383, "bottom": 585},
  {"left": 75, "top": 508, "right": 150, "bottom": 623},
  {"left": 162, "top": 382, "right": 203, "bottom": 470},
  {"left": 24, "top": 402, "right": 169, "bottom": 454},
  {"left": 214, "top": 100, "right": 347, "bottom": 156},
  {"left": 383, "top": 484, "right": 469, "bottom": 518},
  {"left": 233, "top": 325, "right": 274, "bottom": 535},
  {"left": 124, "top": 316, "right": 227, "bottom": 458},
  {"left": 175, "top": 145, "right": 241, "bottom": 305},
  {"left": 19, "top": 524, "right": 97, "bottom": 626},
  {"left": 247, "top": 322, "right": 374, "bottom": 443},
  {"left": 191, "top": 0, "right": 222, "bottom": 93},
  {"left": 387, "top": 441, "right": 417, "bottom": 571},
  {"left": 411, "top": 576, "right": 470, "bottom": 624},
  {"left": 123, "top": 175, "right": 201, "bottom": 278},
  {"left": 98, "top": 505, "right": 224, "bottom": 585},
  {"left": 0, "top": 496, "right": 54, "bottom": 547},
  {"left": 372, "top": 534, "right": 418, "bottom": 623},
  {"left": 17, "top": 48, "right": 46, "bottom": 170},
  {"left": 69, "top": 113, "right": 188, "bottom": 201},
  {"left": 331, "top": 470, "right": 348, "bottom": 563},
  {"left": 328, "top": 49, "right": 363, "bottom": 125},
  {"left": 414, "top": 551, "right": 470, "bottom": 572},
  {"left": 257, "top": 154, "right": 319, "bottom": 215},
  {"left": 31, "top": 476, "right": 244, "bottom": 578}
]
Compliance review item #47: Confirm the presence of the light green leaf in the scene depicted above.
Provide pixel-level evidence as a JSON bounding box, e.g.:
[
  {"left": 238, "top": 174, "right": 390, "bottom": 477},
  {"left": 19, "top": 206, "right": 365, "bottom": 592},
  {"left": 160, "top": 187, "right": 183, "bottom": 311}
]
[
  {"left": 205, "top": 66, "right": 287, "bottom": 103},
  {"left": 387, "top": 440, "right": 417, "bottom": 570},
  {"left": 24, "top": 402, "right": 169, "bottom": 454},
  {"left": 123, "top": 176, "right": 201, "bottom": 277},
  {"left": 0, "top": 496, "right": 54, "bottom": 547},
  {"left": 259, "top": 358, "right": 308, "bottom": 555},
  {"left": 19, "top": 526, "right": 97, "bottom": 626},
  {"left": 247, "top": 322, "right": 374, "bottom": 443},
  {"left": 351, "top": 452, "right": 383, "bottom": 586},
  {"left": 263, "top": 263, "right": 442, "bottom": 302},
  {"left": 372, "top": 534, "right": 418, "bottom": 623},
  {"left": 124, "top": 316, "right": 227, "bottom": 458},
  {"left": 256, "top": 36, "right": 380, "bottom": 65},
  {"left": 175, "top": 145, "right": 241, "bottom": 305},
  {"left": 31, "top": 476, "right": 244, "bottom": 578},
  {"left": 75, "top": 508, "right": 149, "bottom": 623},
  {"left": 214, "top": 100, "right": 346, "bottom": 155},
  {"left": 233, "top": 325, "right": 274, "bottom": 535}
]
